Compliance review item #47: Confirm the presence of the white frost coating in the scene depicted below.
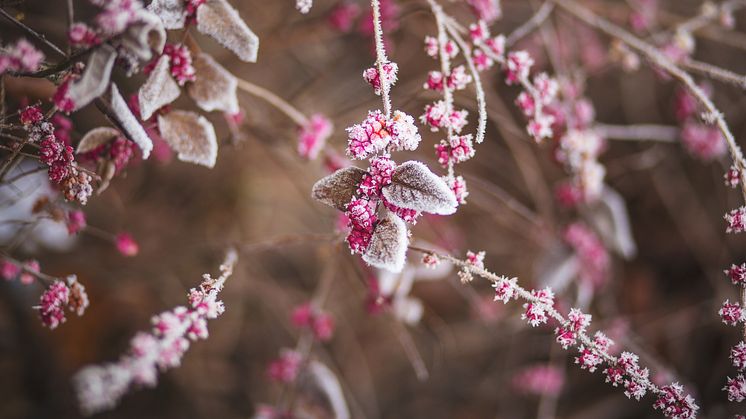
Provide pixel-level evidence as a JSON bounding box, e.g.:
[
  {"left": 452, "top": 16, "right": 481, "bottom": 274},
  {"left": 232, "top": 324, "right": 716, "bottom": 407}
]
[
  {"left": 197, "top": 0, "right": 259, "bottom": 62},
  {"left": 307, "top": 362, "right": 350, "bottom": 419},
  {"left": 187, "top": 53, "right": 239, "bottom": 114},
  {"left": 147, "top": 0, "right": 187, "bottom": 29},
  {"left": 363, "top": 210, "right": 408, "bottom": 273},
  {"left": 76, "top": 127, "right": 121, "bottom": 154},
  {"left": 67, "top": 45, "right": 117, "bottom": 111},
  {"left": 382, "top": 161, "right": 458, "bottom": 215},
  {"left": 157, "top": 111, "right": 218, "bottom": 168},
  {"left": 296, "top": 0, "right": 313, "bottom": 13},
  {"left": 110, "top": 85, "right": 154, "bottom": 159},
  {"left": 138, "top": 55, "right": 181, "bottom": 120},
  {"left": 311, "top": 166, "right": 366, "bottom": 211},
  {"left": 121, "top": 10, "right": 167, "bottom": 62}
]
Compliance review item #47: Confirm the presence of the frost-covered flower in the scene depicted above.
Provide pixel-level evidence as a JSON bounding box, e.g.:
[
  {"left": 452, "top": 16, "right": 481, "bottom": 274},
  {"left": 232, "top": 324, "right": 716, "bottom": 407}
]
[
  {"left": 653, "top": 383, "right": 698, "bottom": 419},
  {"left": 420, "top": 101, "right": 468, "bottom": 133},
  {"left": 731, "top": 341, "right": 746, "bottom": 371},
  {"left": 69, "top": 23, "right": 100, "bottom": 48},
  {"left": 435, "top": 135, "right": 475, "bottom": 167},
  {"left": 725, "top": 206, "right": 746, "bottom": 234},
  {"left": 161, "top": 43, "right": 196, "bottom": 85},
  {"left": 564, "top": 222, "right": 609, "bottom": 288},
  {"left": 726, "top": 263, "right": 746, "bottom": 286},
  {"left": 505, "top": 51, "right": 533, "bottom": 85},
  {"left": 36, "top": 280, "right": 70, "bottom": 329},
  {"left": 358, "top": 156, "right": 395, "bottom": 198},
  {"left": 448, "top": 175, "right": 469, "bottom": 205},
  {"left": 298, "top": 114, "right": 333, "bottom": 160},
  {"left": 681, "top": 121, "right": 726, "bottom": 160},
  {"left": 466, "top": 0, "right": 502, "bottom": 23},
  {"left": 345, "top": 198, "right": 377, "bottom": 254},
  {"left": 363, "top": 61, "right": 398, "bottom": 95},
  {"left": 720, "top": 300, "right": 745, "bottom": 326},
  {"left": 0, "top": 39, "right": 45, "bottom": 74},
  {"left": 724, "top": 375, "right": 746, "bottom": 402},
  {"left": 492, "top": 276, "right": 516, "bottom": 303},
  {"left": 522, "top": 288, "right": 554, "bottom": 327},
  {"left": 328, "top": 2, "right": 361, "bottom": 32},
  {"left": 725, "top": 165, "right": 741, "bottom": 188},
  {"left": 466, "top": 250, "right": 485, "bottom": 269},
  {"left": 267, "top": 349, "right": 303, "bottom": 383},
  {"left": 346, "top": 110, "right": 391, "bottom": 159}
]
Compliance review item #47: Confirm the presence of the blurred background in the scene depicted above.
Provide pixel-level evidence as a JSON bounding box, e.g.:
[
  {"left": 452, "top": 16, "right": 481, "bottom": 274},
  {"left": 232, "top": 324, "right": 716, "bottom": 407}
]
[{"left": 2, "top": 0, "right": 746, "bottom": 417}]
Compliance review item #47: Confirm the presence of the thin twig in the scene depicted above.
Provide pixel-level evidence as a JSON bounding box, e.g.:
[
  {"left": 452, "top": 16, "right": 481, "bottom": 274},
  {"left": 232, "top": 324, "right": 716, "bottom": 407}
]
[
  {"left": 371, "top": 0, "right": 393, "bottom": 117},
  {"left": 594, "top": 123, "right": 678, "bottom": 143},
  {"left": 236, "top": 78, "right": 309, "bottom": 126},
  {"left": 507, "top": 2, "right": 555, "bottom": 47},
  {"left": 0, "top": 7, "right": 66, "bottom": 58}
]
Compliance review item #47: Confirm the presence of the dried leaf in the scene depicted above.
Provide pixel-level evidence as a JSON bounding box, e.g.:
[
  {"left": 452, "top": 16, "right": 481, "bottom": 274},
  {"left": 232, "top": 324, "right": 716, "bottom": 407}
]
[
  {"left": 138, "top": 55, "right": 181, "bottom": 120},
  {"left": 120, "top": 10, "right": 166, "bottom": 62},
  {"left": 67, "top": 45, "right": 116, "bottom": 111},
  {"left": 382, "top": 161, "right": 457, "bottom": 215},
  {"left": 196, "top": 0, "right": 259, "bottom": 62},
  {"left": 303, "top": 362, "right": 350, "bottom": 419},
  {"left": 363, "top": 210, "right": 408, "bottom": 273},
  {"left": 157, "top": 111, "right": 218, "bottom": 168},
  {"left": 187, "top": 53, "right": 239, "bottom": 114},
  {"left": 311, "top": 167, "right": 366, "bottom": 211},
  {"left": 76, "top": 127, "right": 120, "bottom": 154},
  {"left": 110, "top": 85, "right": 153, "bottom": 159},
  {"left": 97, "top": 160, "right": 116, "bottom": 194},
  {"left": 147, "top": 0, "right": 187, "bottom": 29},
  {"left": 585, "top": 186, "right": 637, "bottom": 259}
]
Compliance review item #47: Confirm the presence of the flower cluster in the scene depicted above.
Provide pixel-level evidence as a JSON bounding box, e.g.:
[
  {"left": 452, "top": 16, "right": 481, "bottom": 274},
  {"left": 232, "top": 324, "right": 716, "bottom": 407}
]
[
  {"left": 267, "top": 349, "right": 303, "bottom": 383},
  {"left": 36, "top": 276, "right": 89, "bottom": 329},
  {"left": 298, "top": 114, "right": 333, "bottom": 160},
  {"left": 160, "top": 43, "right": 196, "bottom": 85},
  {"left": 69, "top": 23, "right": 101, "bottom": 49},
  {"left": 673, "top": 87, "right": 726, "bottom": 160},
  {"left": 521, "top": 287, "right": 555, "bottom": 327},
  {"left": 74, "top": 250, "right": 236, "bottom": 415},
  {"left": 90, "top": 0, "right": 144, "bottom": 36},
  {"left": 0, "top": 39, "right": 45, "bottom": 74},
  {"left": 363, "top": 62, "right": 398, "bottom": 95},
  {"left": 346, "top": 109, "right": 421, "bottom": 160},
  {"left": 291, "top": 302, "right": 335, "bottom": 341},
  {"left": 1, "top": 259, "right": 40, "bottom": 285},
  {"left": 555, "top": 308, "right": 591, "bottom": 349}
]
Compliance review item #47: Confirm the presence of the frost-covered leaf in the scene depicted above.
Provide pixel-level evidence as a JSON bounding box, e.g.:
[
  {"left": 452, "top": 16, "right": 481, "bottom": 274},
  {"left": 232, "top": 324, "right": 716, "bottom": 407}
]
[
  {"left": 76, "top": 127, "right": 120, "bottom": 154},
  {"left": 302, "top": 362, "right": 350, "bottom": 419},
  {"left": 363, "top": 210, "right": 408, "bottom": 272},
  {"left": 147, "top": 0, "right": 187, "bottom": 29},
  {"left": 157, "top": 111, "right": 218, "bottom": 168},
  {"left": 138, "top": 55, "right": 181, "bottom": 120},
  {"left": 586, "top": 186, "right": 637, "bottom": 259},
  {"left": 196, "top": 0, "right": 259, "bottom": 62},
  {"left": 382, "top": 161, "right": 457, "bottom": 215},
  {"left": 110, "top": 84, "right": 153, "bottom": 159},
  {"left": 311, "top": 167, "right": 366, "bottom": 211},
  {"left": 187, "top": 52, "right": 239, "bottom": 114},
  {"left": 66, "top": 45, "right": 116, "bottom": 111},
  {"left": 120, "top": 10, "right": 166, "bottom": 62}
]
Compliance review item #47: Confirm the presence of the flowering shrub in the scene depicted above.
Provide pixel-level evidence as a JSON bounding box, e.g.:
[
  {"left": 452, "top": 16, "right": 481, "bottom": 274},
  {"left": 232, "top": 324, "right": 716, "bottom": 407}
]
[{"left": 2, "top": 0, "right": 746, "bottom": 418}]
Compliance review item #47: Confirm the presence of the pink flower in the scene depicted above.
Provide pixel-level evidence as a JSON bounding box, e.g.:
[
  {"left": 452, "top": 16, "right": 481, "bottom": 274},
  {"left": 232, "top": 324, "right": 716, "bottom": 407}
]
[
  {"left": 680, "top": 121, "right": 726, "bottom": 160},
  {"left": 53, "top": 78, "right": 76, "bottom": 113},
  {"left": 725, "top": 206, "right": 746, "bottom": 234},
  {"left": 435, "top": 135, "right": 475, "bottom": 167},
  {"left": 20, "top": 105, "right": 44, "bottom": 126},
  {"left": 312, "top": 313, "right": 335, "bottom": 341},
  {"left": 162, "top": 44, "right": 196, "bottom": 86},
  {"left": 66, "top": 210, "right": 87, "bottom": 235},
  {"left": 93, "top": 0, "right": 143, "bottom": 35},
  {"left": 492, "top": 276, "right": 516, "bottom": 303},
  {"left": 466, "top": 250, "right": 485, "bottom": 269},
  {"left": 725, "top": 375, "right": 746, "bottom": 402},
  {"left": 720, "top": 300, "right": 745, "bottom": 326},
  {"left": 527, "top": 114, "right": 555, "bottom": 141},
  {"left": 725, "top": 165, "right": 741, "bottom": 188},
  {"left": 328, "top": 2, "right": 361, "bottom": 32},
  {"left": 0, "top": 39, "right": 45, "bottom": 73},
  {"left": 448, "top": 175, "right": 469, "bottom": 205},
  {"left": 358, "top": 156, "right": 395, "bottom": 198},
  {"left": 345, "top": 198, "right": 377, "bottom": 254},
  {"left": 469, "top": 21, "right": 490, "bottom": 44},
  {"left": 363, "top": 61, "right": 398, "bottom": 95},
  {"left": 422, "top": 253, "right": 441, "bottom": 268},
  {"left": 726, "top": 263, "right": 746, "bottom": 286},
  {"left": 267, "top": 349, "right": 303, "bottom": 383},
  {"left": 731, "top": 341, "right": 746, "bottom": 371},
  {"left": 298, "top": 114, "right": 333, "bottom": 160},
  {"left": 346, "top": 110, "right": 390, "bottom": 159},
  {"left": 20, "top": 260, "right": 40, "bottom": 285},
  {"left": 522, "top": 288, "right": 554, "bottom": 327},
  {"left": 420, "top": 101, "right": 468, "bottom": 133},
  {"left": 37, "top": 280, "right": 70, "bottom": 329},
  {"left": 115, "top": 233, "right": 139, "bottom": 256},
  {"left": 291, "top": 303, "right": 313, "bottom": 328},
  {"left": 68, "top": 23, "right": 100, "bottom": 48},
  {"left": 653, "top": 383, "right": 699, "bottom": 419},
  {"left": 1, "top": 260, "right": 20, "bottom": 280},
  {"left": 512, "top": 364, "right": 564, "bottom": 396},
  {"left": 472, "top": 48, "right": 494, "bottom": 71},
  {"left": 466, "top": 0, "right": 502, "bottom": 23},
  {"left": 554, "top": 181, "right": 584, "bottom": 208},
  {"left": 505, "top": 51, "right": 534, "bottom": 85}
]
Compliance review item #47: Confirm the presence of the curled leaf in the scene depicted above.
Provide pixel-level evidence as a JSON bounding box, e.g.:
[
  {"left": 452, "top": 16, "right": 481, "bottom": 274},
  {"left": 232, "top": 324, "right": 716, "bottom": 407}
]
[
  {"left": 187, "top": 52, "right": 239, "bottom": 114},
  {"left": 311, "top": 167, "right": 366, "bottom": 211},
  {"left": 66, "top": 45, "right": 116, "bottom": 111},
  {"left": 382, "top": 161, "right": 457, "bottom": 215},
  {"left": 585, "top": 186, "right": 637, "bottom": 259},
  {"left": 76, "top": 127, "right": 120, "bottom": 154},
  {"left": 300, "top": 362, "right": 351, "bottom": 419},
  {"left": 147, "top": 0, "right": 187, "bottom": 29},
  {"left": 110, "top": 85, "right": 153, "bottom": 159},
  {"left": 138, "top": 55, "right": 181, "bottom": 120},
  {"left": 120, "top": 10, "right": 167, "bottom": 62},
  {"left": 196, "top": 0, "right": 259, "bottom": 62},
  {"left": 157, "top": 111, "right": 218, "bottom": 168},
  {"left": 363, "top": 210, "right": 408, "bottom": 273}
]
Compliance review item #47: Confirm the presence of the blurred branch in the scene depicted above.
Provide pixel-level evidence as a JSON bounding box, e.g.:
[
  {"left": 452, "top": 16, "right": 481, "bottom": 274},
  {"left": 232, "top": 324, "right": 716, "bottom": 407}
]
[
  {"left": 595, "top": 123, "right": 678, "bottom": 143},
  {"left": 507, "top": 2, "right": 555, "bottom": 47}
]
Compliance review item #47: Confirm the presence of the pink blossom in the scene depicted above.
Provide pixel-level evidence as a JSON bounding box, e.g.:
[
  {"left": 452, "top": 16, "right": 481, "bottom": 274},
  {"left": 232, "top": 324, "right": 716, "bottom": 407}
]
[
  {"left": 527, "top": 114, "right": 555, "bottom": 141},
  {"left": 492, "top": 276, "right": 516, "bottom": 303},
  {"left": 448, "top": 65, "right": 472, "bottom": 90},
  {"left": 533, "top": 73, "right": 559, "bottom": 105},
  {"left": 345, "top": 198, "right": 377, "bottom": 254},
  {"left": 512, "top": 364, "right": 564, "bottom": 396},
  {"left": 185, "top": 0, "right": 207, "bottom": 22},
  {"left": 20, "top": 260, "right": 40, "bottom": 285},
  {"left": 383, "top": 198, "right": 421, "bottom": 224},
  {"left": 328, "top": 2, "right": 361, "bottom": 32},
  {"left": 20, "top": 105, "right": 44, "bottom": 126},
  {"left": 298, "top": 114, "right": 333, "bottom": 160},
  {"left": 93, "top": 0, "right": 143, "bottom": 35},
  {"left": 291, "top": 303, "right": 313, "bottom": 328},
  {"left": 363, "top": 62, "right": 398, "bottom": 95},
  {"left": 422, "top": 253, "right": 441, "bottom": 268},
  {"left": 448, "top": 175, "right": 469, "bottom": 205},
  {"left": 505, "top": 51, "right": 534, "bottom": 85},
  {"left": 68, "top": 23, "right": 100, "bottom": 48},
  {"left": 53, "top": 78, "right": 76, "bottom": 114},
  {"left": 485, "top": 35, "right": 506, "bottom": 58},
  {"left": 726, "top": 263, "right": 746, "bottom": 286},
  {"left": 466, "top": 0, "right": 501, "bottom": 23},
  {"left": 473, "top": 48, "right": 494, "bottom": 71},
  {"left": 469, "top": 21, "right": 490, "bottom": 44},
  {"left": 653, "top": 383, "right": 699, "bottom": 419},
  {"left": 731, "top": 341, "right": 746, "bottom": 371},
  {"left": 110, "top": 137, "right": 136, "bottom": 172},
  {"left": 522, "top": 288, "right": 554, "bottom": 327},
  {"left": 725, "top": 207, "right": 746, "bottom": 234},
  {"left": 435, "top": 135, "right": 475, "bottom": 167},
  {"left": 37, "top": 280, "right": 70, "bottom": 329},
  {"left": 312, "top": 313, "right": 335, "bottom": 341},
  {"left": 725, "top": 375, "right": 746, "bottom": 402},
  {"left": 420, "top": 101, "right": 469, "bottom": 133},
  {"left": 358, "top": 156, "right": 395, "bottom": 198},
  {"left": 388, "top": 110, "right": 422, "bottom": 152},
  {"left": 554, "top": 181, "right": 584, "bottom": 208},
  {"left": 466, "top": 250, "right": 485, "bottom": 269},
  {"left": 720, "top": 300, "right": 745, "bottom": 326},
  {"left": 162, "top": 44, "right": 196, "bottom": 86},
  {"left": 680, "top": 121, "right": 726, "bottom": 160},
  {"left": 0, "top": 260, "right": 20, "bottom": 281},
  {"left": 267, "top": 349, "right": 303, "bottom": 383},
  {"left": 0, "top": 39, "right": 45, "bottom": 74},
  {"left": 725, "top": 165, "right": 741, "bottom": 188},
  {"left": 115, "top": 233, "right": 139, "bottom": 256},
  {"left": 346, "top": 110, "right": 390, "bottom": 159}
]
